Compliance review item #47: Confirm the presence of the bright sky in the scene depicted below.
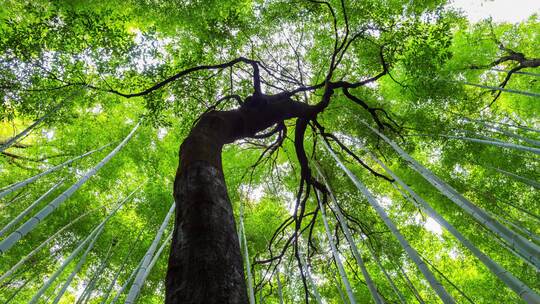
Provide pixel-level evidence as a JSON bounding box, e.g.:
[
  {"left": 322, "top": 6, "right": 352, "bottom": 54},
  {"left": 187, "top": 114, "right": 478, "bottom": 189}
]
[{"left": 450, "top": 0, "right": 540, "bottom": 23}]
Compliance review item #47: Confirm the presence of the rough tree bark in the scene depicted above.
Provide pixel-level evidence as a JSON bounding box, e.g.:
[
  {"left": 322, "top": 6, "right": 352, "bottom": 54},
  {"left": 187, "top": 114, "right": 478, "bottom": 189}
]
[{"left": 165, "top": 93, "right": 318, "bottom": 304}]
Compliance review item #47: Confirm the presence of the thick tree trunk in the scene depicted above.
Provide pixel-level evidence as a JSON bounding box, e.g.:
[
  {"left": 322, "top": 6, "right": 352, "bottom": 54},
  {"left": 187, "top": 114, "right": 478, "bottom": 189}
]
[
  {"left": 167, "top": 160, "right": 247, "bottom": 304},
  {"left": 166, "top": 106, "right": 249, "bottom": 304},
  {"left": 166, "top": 93, "right": 318, "bottom": 303}
]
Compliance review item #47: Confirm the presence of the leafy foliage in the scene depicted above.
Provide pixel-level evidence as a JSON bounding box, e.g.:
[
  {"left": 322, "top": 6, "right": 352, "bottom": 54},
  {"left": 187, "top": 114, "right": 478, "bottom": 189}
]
[{"left": 0, "top": 0, "right": 539, "bottom": 303}]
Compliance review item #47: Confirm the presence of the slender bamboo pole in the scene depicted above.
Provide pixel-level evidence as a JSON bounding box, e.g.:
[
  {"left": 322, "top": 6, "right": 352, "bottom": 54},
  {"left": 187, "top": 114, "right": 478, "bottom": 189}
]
[
  {"left": 332, "top": 274, "right": 349, "bottom": 304},
  {"left": 489, "top": 68, "right": 540, "bottom": 77},
  {"left": 362, "top": 121, "right": 540, "bottom": 269},
  {"left": 314, "top": 189, "right": 356, "bottom": 304},
  {"left": 482, "top": 124, "right": 540, "bottom": 147},
  {"left": 124, "top": 202, "right": 175, "bottom": 304},
  {"left": 323, "top": 140, "right": 456, "bottom": 304},
  {"left": 297, "top": 246, "right": 323, "bottom": 304},
  {"left": 490, "top": 212, "right": 540, "bottom": 244},
  {"left": 99, "top": 229, "right": 145, "bottom": 304},
  {"left": 470, "top": 187, "right": 540, "bottom": 223},
  {"left": 77, "top": 240, "right": 115, "bottom": 304},
  {"left": 362, "top": 240, "right": 407, "bottom": 304},
  {"left": 0, "top": 207, "right": 101, "bottom": 284},
  {"left": 132, "top": 230, "right": 173, "bottom": 301},
  {"left": 461, "top": 81, "right": 540, "bottom": 98},
  {"left": 0, "top": 122, "right": 139, "bottom": 253},
  {"left": 43, "top": 275, "right": 66, "bottom": 303},
  {"left": 0, "top": 179, "right": 64, "bottom": 238},
  {"left": 276, "top": 270, "right": 284, "bottom": 304},
  {"left": 0, "top": 102, "right": 63, "bottom": 153},
  {"left": 463, "top": 117, "right": 540, "bottom": 134},
  {"left": 366, "top": 151, "right": 540, "bottom": 303},
  {"left": 418, "top": 254, "right": 476, "bottom": 304},
  {"left": 487, "top": 166, "right": 540, "bottom": 189},
  {"left": 109, "top": 257, "right": 144, "bottom": 304},
  {"left": 0, "top": 191, "right": 29, "bottom": 209},
  {"left": 398, "top": 264, "right": 426, "bottom": 304},
  {"left": 0, "top": 143, "right": 111, "bottom": 199},
  {"left": 439, "top": 134, "right": 540, "bottom": 155},
  {"left": 28, "top": 188, "right": 138, "bottom": 304},
  {"left": 50, "top": 224, "right": 107, "bottom": 304},
  {"left": 239, "top": 201, "right": 256, "bottom": 304},
  {"left": 315, "top": 164, "right": 387, "bottom": 304},
  {"left": 2, "top": 276, "right": 31, "bottom": 304}
]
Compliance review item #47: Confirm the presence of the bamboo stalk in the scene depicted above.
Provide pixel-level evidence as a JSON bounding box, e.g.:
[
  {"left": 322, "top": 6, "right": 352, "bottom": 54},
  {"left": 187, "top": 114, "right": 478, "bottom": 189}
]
[
  {"left": 323, "top": 140, "right": 456, "bottom": 304},
  {"left": 362, "top": 121, "right": 540, "bottom": 269},
  {"left": 124, "top": 202, "right": 175, "bottom": 304},
  {"left": 0, "top": 122, "right": 139, "bottom": 253}
]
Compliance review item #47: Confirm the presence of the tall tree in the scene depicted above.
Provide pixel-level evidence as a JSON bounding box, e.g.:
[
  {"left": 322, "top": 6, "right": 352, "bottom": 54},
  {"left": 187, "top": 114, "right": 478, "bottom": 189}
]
[{"left": 0, "top": 1, "right": 539, "bottom": 303}]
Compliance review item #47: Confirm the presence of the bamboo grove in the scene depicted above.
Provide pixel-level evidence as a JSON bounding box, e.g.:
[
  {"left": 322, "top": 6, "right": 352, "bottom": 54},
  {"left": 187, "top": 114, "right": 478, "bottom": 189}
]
[{"left": 0, "top": 0, "right": 539, "bottom": 303}]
